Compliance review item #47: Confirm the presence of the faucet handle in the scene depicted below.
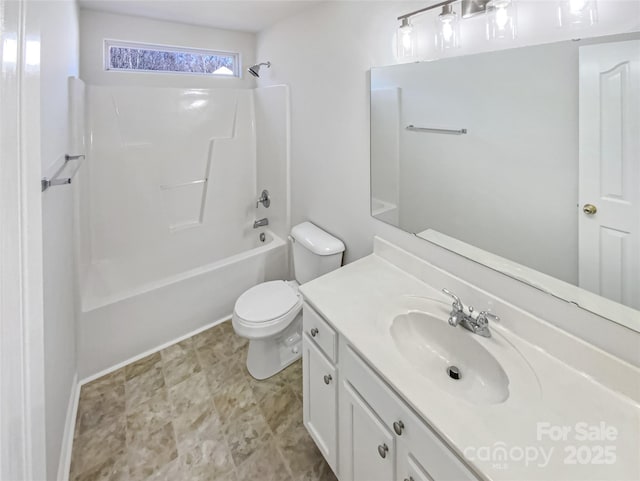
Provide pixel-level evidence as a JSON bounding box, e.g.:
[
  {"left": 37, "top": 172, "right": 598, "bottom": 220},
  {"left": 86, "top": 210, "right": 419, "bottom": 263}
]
[
  {"left": 477, "top": 311, "right": 500, "bottom": 327},
  {"left": 256, "top": 189, "right": 270, "bottom": 208},
  {"left": 442, "top": 288, "right": 464, "bottom": 311}
]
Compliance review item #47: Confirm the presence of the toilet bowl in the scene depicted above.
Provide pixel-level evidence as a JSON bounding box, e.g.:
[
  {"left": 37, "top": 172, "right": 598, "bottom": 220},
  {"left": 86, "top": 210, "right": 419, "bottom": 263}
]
[
  {"left": 233, "top": 280, "right": 302, "bottom": 339},
  {"left": 232, "top": 280, "right": 303, "bottom": 380},
  {"left": 232, "top": 222, "right": 345, "bottom": 380}
]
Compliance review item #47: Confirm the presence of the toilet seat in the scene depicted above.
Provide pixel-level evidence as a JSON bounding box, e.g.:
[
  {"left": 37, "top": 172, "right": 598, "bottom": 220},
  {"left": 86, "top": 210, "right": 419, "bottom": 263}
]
[{"left": 232, "top": 280, "right": 303, "bottom": 339}]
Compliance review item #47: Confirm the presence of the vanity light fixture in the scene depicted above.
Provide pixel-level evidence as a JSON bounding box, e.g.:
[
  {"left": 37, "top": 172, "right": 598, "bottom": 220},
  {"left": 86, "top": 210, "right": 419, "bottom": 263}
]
[
  {"left": 436, "top": 4, "right": 461, "bottom": 50},
  {"left": 557, "top": 0, "right": 598, "bottom": 26},
  {"left": 486, "top": 0, "right": 517, "bottom": 40},
  {"left": 397, "top": 0, "right": 517, "bottom": 54},
  {"left": 397, "top": 17, "right": 417, "bottom": 58}
]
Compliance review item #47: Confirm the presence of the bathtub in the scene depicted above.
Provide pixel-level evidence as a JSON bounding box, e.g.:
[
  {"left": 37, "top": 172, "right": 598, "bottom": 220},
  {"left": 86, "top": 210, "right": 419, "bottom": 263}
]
[{"left": 77, "top": 230, "right": 288, "bottom": 379}]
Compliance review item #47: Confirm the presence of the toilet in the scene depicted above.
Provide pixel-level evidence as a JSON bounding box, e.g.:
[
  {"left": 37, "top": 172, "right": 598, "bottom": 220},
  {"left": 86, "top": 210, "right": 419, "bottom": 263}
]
[{"left": 232, "top": 221, "right": 345, "bottom": 380}]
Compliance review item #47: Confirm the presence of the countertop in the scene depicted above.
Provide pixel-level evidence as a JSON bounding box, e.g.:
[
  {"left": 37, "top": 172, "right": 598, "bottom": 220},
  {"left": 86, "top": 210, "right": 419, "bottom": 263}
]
[{"left": 300, "top": 253, "right": 640, "bottom": 481}]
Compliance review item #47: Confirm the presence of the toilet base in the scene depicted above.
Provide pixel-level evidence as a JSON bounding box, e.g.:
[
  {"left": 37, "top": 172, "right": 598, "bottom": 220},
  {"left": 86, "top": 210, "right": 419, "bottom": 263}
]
[{"left": 245, "top": 315, "right": 302, "bottom": 380}]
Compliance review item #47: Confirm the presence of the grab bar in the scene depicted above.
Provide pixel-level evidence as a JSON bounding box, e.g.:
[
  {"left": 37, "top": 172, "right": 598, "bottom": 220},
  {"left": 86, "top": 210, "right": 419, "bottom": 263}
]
[
  {"left": 41, "top": 154, "right": 85, "bottom": 192},
  {"left": 406, "top": 125, "right": 467, "bottom": 135}
]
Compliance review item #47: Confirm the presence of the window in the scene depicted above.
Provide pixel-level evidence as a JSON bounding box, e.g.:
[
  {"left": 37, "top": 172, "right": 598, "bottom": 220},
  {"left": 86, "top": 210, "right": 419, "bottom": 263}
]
[{"left": 104, "top": 40, "right": 239, "bottom": 77}]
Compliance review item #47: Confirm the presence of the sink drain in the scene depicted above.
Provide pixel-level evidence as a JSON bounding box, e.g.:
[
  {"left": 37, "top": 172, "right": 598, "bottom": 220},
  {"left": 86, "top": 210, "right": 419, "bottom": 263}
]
[{"left": 448, "top": 366, "right": 461, "bottom": 380}]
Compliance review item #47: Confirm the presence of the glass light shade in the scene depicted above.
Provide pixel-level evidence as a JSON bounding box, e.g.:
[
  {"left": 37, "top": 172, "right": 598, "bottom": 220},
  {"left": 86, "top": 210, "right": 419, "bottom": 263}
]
[
  {"left": 557, "top": 0, "right": 598, "bottom": 27},
  {"left": 486, "top": 0, "right": 517, "bottom": 40},
  {"left": 435, "top": 6, "right": 460, "bottom": 50},
  {"left": 397, "top": 18, "right": 417, "bottom": 58}
]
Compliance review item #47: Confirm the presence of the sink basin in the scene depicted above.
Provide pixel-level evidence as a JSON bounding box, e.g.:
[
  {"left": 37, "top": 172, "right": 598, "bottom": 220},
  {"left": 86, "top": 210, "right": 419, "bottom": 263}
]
[{"left": 390, "top": 311, "right": 510, "bottom": 405}]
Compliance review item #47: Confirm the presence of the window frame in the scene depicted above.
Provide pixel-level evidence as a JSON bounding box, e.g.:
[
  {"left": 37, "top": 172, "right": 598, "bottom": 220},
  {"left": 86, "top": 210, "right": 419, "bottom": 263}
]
[{"left": 103, "top": 39, "right": 241, "bottom": 78}]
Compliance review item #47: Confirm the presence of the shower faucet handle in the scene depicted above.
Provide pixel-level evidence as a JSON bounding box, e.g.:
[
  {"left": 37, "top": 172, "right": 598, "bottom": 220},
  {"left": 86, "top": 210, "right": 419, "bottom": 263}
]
[{"left": 256, "top": 189, "right": 271, "bottom": 208}]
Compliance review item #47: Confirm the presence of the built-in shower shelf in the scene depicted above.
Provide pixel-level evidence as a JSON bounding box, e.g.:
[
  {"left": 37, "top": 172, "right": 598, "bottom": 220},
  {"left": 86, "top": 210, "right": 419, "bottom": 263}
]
[
  {"left": 168, "top": 220, "right": 204, "bottom": 232},
  {"left": 161, "top": 178, "right": 209, "bottom": 230},
  {"left": 160, "top": 178, "right": 208, "bottom": 190}
]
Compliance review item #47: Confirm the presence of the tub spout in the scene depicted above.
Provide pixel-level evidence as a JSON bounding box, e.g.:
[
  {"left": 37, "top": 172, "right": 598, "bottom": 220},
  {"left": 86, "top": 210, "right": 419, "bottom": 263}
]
[{"left": 253, "top": 218, "right": 269, "bottom": 228}]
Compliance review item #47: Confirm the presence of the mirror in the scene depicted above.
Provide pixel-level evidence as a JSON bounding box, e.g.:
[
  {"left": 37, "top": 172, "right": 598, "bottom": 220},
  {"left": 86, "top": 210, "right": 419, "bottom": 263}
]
[{"left": 370, "top": 33, "right": 640, "bottom": 331}]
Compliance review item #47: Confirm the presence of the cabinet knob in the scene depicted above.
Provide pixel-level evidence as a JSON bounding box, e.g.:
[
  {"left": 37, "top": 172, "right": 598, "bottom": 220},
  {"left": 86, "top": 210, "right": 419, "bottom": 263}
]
[
  {"left": 377, "top": 443, "right": 389, "bottom": 459},
  {"left": 324, "top": 374, "right": 332, "bottom": 385},
  {"left": 404, "top": 477, "right": 415, "bottom": 481},
  {"left": 310, "top": 328, "right": 319, "bottom": 337},
  {"left": 393, "top": 420, "right": 405, "bottom": 436}
]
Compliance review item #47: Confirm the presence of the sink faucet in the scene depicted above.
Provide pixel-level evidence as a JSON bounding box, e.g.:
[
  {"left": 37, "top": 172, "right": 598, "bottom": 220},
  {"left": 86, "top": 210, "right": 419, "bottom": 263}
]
[
  {"left": 442, "top": 288, "right": 499, "bottom": 338},
  {"left": 253, "top": 218, "right": 269, "bottom": 228}
]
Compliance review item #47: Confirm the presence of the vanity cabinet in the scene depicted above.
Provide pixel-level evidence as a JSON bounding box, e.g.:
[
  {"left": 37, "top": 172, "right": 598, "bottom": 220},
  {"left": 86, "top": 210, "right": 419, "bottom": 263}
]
[
  {"left": 302, "top": 303, "right": 478, "bottom": 481},
  {"left": 341, "top": 340, "right": 478, "bottom": 481},
  {"left": 302, "top": 304, "right": 338, "bottom": 472}
]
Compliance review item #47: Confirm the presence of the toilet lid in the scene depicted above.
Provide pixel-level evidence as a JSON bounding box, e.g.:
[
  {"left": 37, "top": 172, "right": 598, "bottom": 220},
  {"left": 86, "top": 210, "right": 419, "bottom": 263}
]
[{"left": 235, "top": 280, "right": 300, "bottom": 323}]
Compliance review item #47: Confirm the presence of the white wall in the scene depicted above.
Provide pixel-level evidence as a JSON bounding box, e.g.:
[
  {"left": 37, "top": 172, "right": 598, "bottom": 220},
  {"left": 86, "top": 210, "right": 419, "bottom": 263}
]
[
  {"left": 257, "top": 3, "right": 398, "bottom": 262},
  {"left": 79, "top": 9, "right": 256, "bottom": 89},
  {"left": 256, "top": 0, "right": 640, "bottom": 359},
  {"left": 35, "top": 0, "right": 80, "bottom": 479},
  {"left": 255, "top": 85, "right": 291, "bottom": 242}
]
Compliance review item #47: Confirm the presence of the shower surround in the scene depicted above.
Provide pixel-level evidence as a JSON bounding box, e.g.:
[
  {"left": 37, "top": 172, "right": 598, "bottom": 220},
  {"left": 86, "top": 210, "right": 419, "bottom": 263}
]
[{"left": 77, "top": 85, "right": 290, "bottom": 378}]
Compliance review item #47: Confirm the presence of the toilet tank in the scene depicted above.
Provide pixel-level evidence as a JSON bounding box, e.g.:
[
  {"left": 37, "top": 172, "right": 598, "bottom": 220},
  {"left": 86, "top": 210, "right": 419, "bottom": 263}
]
[{"left": 290, "top": 222, "right": 345, "bottom": 284}]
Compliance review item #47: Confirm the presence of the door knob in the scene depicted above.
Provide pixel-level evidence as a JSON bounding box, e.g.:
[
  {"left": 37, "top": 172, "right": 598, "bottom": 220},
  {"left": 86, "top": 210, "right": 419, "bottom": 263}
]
[{"left": 583, "top": 204, "right": 597, "bottom": 215}]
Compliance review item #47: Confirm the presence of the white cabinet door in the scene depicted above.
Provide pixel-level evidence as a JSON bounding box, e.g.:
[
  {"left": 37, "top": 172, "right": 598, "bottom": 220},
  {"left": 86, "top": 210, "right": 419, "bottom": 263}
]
[
  {"left": 397, "top": 445, "right": 434, "bottom": 481},
  {"left": 395, "top": 411, "right": 477, "bottom": 481},
  {"left": 341, "top": 381, "right": 396, "bottom": 481},
  {"left": 579, "top": 39, "right": 640, "bottom": 308},
  {"left": 303, "top": 334, "right": 338, "bottom": 471}
]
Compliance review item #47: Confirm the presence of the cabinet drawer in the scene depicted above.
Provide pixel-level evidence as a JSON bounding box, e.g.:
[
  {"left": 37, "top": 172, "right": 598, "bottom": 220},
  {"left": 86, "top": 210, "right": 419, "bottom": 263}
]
[
  {"left": 342, "top": 342, "right": 478, "bottom": 481},
  {"left": 303, "top": 303, "right": 337, "bottom": 362}
]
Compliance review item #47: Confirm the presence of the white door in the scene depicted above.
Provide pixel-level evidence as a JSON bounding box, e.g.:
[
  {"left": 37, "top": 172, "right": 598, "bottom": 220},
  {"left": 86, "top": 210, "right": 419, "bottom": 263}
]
[
  {"left": 303, "top": 335, "right": 338, "bottom": 471},
  {"left": 578, "top": 39, "right": 640, "bottom": 309}
]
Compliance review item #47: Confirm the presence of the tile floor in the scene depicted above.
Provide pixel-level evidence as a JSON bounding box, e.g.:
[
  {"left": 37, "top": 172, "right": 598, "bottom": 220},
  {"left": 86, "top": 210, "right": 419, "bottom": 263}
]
[{"left": 69, "top": 320, "right": 337, "bottom": 481}]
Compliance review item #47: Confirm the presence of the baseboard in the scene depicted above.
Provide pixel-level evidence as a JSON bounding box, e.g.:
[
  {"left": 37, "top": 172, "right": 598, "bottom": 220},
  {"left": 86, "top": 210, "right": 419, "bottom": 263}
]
[
  {"left": 57, "top": 373, "right": 80, "bottom": 481},
  {"left": 79, "top": 315, "right": 231, "bottom": 386}
]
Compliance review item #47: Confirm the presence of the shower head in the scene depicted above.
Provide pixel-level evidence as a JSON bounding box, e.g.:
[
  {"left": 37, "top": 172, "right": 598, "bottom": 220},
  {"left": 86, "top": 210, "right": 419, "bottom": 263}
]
[{"left": 248, "top": 61, "right": 271, "bottom": 78}]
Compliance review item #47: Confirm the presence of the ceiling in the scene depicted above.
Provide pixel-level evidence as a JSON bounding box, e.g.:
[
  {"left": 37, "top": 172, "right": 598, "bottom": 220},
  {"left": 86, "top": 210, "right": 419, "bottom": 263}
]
[{"left": 78, "top": 0, "right": 323, "bottom": 33}]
